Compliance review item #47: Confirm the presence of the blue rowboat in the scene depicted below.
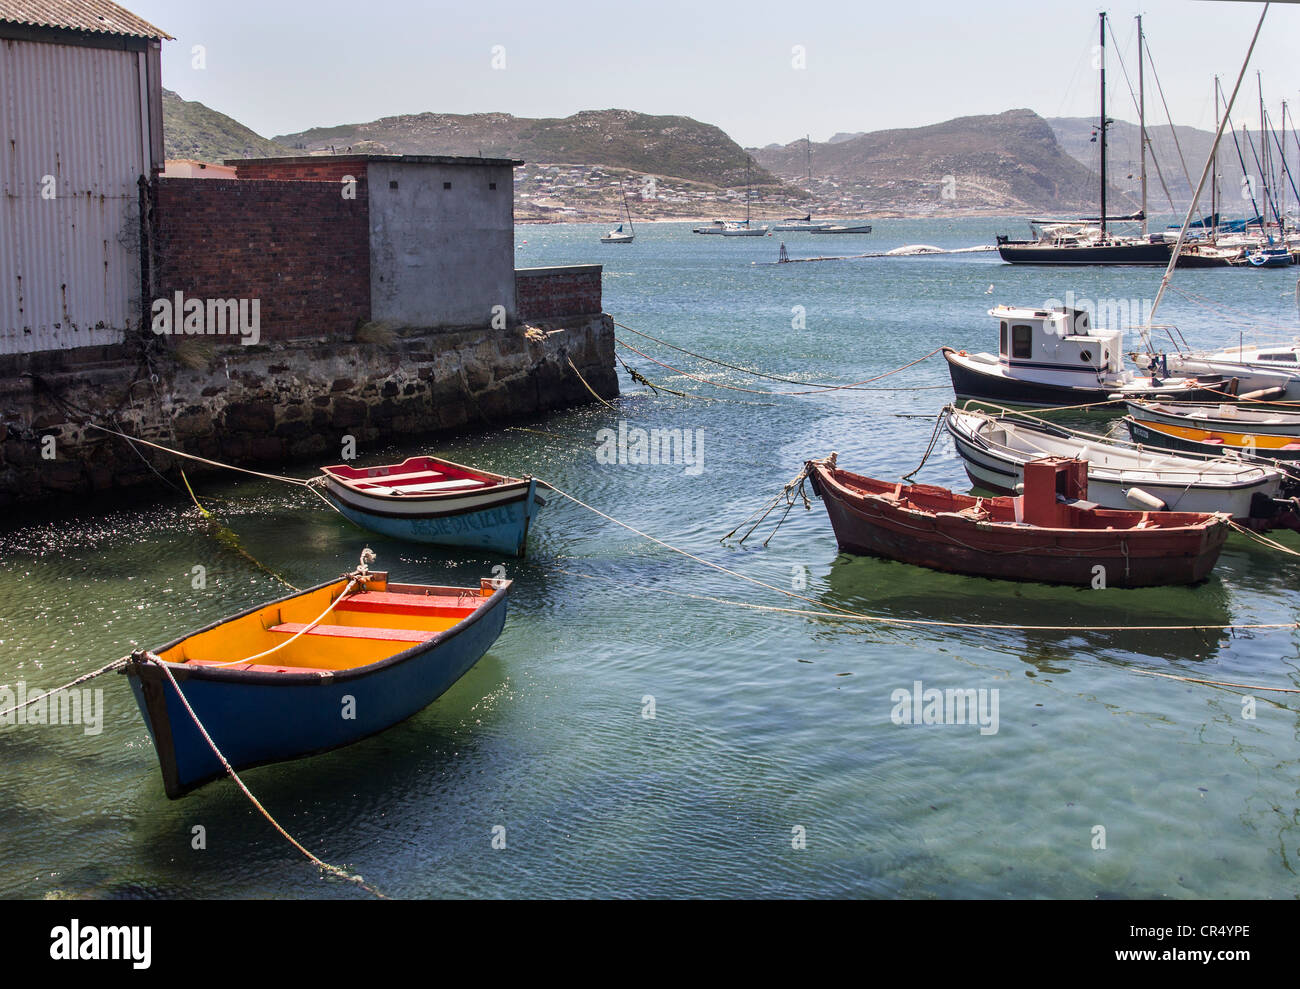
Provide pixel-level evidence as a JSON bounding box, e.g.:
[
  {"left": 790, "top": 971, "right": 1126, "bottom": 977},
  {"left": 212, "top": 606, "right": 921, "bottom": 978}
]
[
  {"left": 316, "top": 456, "right": 545, "bottom": 557},
  {"left": 123, "top": 569, "right": 510, "bottom": 798}
]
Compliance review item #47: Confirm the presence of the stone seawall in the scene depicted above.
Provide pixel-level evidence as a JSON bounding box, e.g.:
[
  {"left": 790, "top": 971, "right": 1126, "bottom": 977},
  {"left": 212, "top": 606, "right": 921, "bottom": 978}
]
[{"left": 0, "top": 314, "right": 616, "bottom": 508}]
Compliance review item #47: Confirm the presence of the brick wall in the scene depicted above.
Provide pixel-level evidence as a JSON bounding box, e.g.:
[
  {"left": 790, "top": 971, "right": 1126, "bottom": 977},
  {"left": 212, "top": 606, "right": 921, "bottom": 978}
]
[
  {"left": 515, "top": 265, "right": 603, "bottom": 321},
  {"left": 152, "top": 177, "right": 371, "bottom": 342},
  {"left": 232, "top": 160, "right": 368, "bottom": 183}
]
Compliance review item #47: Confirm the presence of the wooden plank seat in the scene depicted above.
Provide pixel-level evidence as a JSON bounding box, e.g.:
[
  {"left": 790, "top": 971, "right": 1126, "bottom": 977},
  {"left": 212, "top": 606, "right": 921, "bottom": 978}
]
[
  {"left": 346, "top": 469, "right": 452, "bottom": 486},
  {"left": 270, "top": 622, "right": 434, "bottom": 642},
  {"left": 185, "top": 658, "right": 336, "bottom": 674},
  {"left": 361, "top": 479, "right": 493, "bottom": 496},
  {"left": 334, "top": 591, "right": 479, "bottom": 618},
  {"left": 346, "top": 470, "right": 488, "bottom": 488}
]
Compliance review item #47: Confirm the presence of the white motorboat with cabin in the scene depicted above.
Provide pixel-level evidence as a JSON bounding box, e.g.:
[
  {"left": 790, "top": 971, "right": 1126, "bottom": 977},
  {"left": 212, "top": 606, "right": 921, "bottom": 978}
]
[{"left": 943, "top": 305, "right": 1245, "bottom": 407}]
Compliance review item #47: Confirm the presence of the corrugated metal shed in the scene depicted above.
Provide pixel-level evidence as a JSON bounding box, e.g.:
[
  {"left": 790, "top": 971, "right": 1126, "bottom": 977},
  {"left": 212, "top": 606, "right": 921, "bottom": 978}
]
[
  {"left": 0, "top": 0, "right": 169, "bottom": 39},
  {"left": 0, "top": 34, "right": 153, "bottom": 354}
]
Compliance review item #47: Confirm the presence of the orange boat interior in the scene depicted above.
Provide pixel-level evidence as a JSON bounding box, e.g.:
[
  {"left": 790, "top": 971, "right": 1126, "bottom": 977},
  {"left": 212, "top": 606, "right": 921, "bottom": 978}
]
[
  {"left": 1139, "top": 420, "right": 1300, "bottom": 451},
  {"left": 156, "top": 576, "right": 495, "bottom": 674}
]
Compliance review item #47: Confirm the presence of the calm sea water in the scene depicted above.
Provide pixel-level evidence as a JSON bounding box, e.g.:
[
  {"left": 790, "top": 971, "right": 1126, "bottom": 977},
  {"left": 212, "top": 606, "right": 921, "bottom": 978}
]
[{"left": 3, "top": 217, "right": 1299, "bottom": 899}]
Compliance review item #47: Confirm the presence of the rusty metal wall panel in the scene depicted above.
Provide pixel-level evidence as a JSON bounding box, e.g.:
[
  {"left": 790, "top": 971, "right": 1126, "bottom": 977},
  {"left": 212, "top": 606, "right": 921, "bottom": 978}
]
[{"left": 0, "top": 36, "right": 147, "bottom": 355}]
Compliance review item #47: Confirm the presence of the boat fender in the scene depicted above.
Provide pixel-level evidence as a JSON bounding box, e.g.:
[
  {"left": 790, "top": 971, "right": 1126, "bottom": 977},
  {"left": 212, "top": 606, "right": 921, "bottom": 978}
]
[{"left": 1125, "top": 487, "right": 1168, "bottom": 512}]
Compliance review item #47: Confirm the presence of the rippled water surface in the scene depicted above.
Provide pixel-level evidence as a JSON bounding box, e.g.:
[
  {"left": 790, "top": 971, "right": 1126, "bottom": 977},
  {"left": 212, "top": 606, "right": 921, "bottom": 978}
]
[{"left": 3, "top": 217, "right": 1299, "bottom": 898}]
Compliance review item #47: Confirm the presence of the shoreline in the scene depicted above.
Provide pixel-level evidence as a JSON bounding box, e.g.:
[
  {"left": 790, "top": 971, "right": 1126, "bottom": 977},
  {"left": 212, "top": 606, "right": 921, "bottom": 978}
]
[{"left": 517, "top": 209, "right": 1033, "bottom": 226}]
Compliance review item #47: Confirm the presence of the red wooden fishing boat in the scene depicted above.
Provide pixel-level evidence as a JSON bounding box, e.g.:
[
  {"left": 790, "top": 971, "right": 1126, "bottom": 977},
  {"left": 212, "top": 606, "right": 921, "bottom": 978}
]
[{"left": 805, "top": 454, "right": 1230, "bottom": 587}]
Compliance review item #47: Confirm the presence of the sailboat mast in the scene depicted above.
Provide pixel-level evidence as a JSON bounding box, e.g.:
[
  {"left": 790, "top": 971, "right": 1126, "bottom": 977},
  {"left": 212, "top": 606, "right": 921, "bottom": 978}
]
[
  {"left": 1137, "top": 14, "right": 1147, "bottom": 238},
  {"left": 1259, "top": 73, "right": 1268, "bottom": 236},
  {"left": 1212, "top": 77, "right": 1220, "bottom": 239},
  {"left": 1099, "top": 11, "right": 1108, "bottom": 238},
  {"left": 745, "top": 157, "right": 752, "bottom": 224}
]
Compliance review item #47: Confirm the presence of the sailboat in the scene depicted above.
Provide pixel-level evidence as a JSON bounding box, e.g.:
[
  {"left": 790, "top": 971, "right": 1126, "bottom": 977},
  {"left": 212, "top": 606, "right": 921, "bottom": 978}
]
[
  {"left": 771, "top": 137, "right": 872, "bottom": 233},
  {"left": 600, "top": 191, "right": 636, "bottom": 244},
  {"left": 694, "top": 159, "right": 769, "bottom": 236},
  {"left": 1136, "top": 3, "right": 1300, "bottom": 393},
  {"left": 997, "top": 13, "right": 1172, "bottom": 265}
]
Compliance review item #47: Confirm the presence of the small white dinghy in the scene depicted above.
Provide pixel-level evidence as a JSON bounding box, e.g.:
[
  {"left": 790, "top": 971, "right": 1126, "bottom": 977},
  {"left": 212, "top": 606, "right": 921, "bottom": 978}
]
[{"left": 944, "top": 406, "right": 1285, "bottom": 520}]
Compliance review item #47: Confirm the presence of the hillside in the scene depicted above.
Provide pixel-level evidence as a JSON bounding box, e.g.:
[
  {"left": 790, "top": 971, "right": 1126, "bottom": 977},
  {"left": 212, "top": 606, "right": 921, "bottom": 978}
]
[
  {"left": 1050, "top": 116, "right": 1262, "bottom": 217},
  {"left": 162, "top": 90, "right": 289, "bottom": 162},
  {"left": 276, "top": 109, "right": 779, "bottom": 190},
  {"left": 752, "top": 110, "right": 1100, "bottom": 214}
]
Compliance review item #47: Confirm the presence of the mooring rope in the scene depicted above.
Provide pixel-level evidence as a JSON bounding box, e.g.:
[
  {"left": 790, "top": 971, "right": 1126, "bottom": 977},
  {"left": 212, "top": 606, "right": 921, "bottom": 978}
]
[
  {"left": 0, "top": 657, "right": 130, "bottom": 720},
  {"left": 565, "top": 357, "right": 619, "bottom": 411},
  {"left": 901, "top": 408, "right": 949, "bottom": 481},
  {"left": 147, "top": 657, "right": 388, "bottom": 898},
  {"left": 88, "top": 423, "right": 343, "bottom": 515},
  {"left": 614, "top": 319, "right": 940, "bottom": 391},
  {"left": 721, "top": 464, "right": 812, "bottom": 544},
  {"left": 614, "top": 336, "right": 944, "bottom": 396},
  {"left": 1227, "top": 519, "right": 1300, "bottom": 557}
]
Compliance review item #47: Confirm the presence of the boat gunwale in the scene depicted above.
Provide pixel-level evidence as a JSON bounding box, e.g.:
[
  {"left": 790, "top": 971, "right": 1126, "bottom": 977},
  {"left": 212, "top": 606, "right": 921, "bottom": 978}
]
[
  {"left": 319, "top": 455, "right": 528, "bottom": 500},
  {"left": 321, "top": 479, "right": 534, "bottom": 518},
  {"left": 131, "top": 577, "right": 510, "bottom": 687},
  {"left": 807, "top": 460, "right": 1226, "bottom": 536},
  {"left": 946, "top": 411, "right": 1282, "bottom": 489},
  {"left": 1125, "top": 415, "right": 1300, "bottom": 451}
]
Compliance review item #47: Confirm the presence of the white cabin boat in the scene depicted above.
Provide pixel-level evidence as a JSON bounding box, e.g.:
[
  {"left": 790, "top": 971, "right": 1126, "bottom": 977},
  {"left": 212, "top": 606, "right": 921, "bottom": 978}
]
[{"left": 943, "top": 305, "right": 1240, "bottom": 407}]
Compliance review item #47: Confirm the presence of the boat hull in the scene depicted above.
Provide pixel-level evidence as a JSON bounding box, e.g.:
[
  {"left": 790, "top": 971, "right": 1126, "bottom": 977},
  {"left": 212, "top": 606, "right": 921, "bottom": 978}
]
[
  {"left": 943, "top": 348, "right": 1227, "bottom": 408},
  {"left": 124, "top": 579, "right": 509, "bottom": 798},
  {"left": 1125, "top": 417, "right": 1300, "bottom": 462},
  {"left": 807, "top": 462, "right": 1226, "bottom": 587},
  {"left": 996, "top": 240, "right": 1173, "bottom": 265},
  {"left": 809, "top": 224, "right": 872, "bottom": 234},
  {"left": 1125, "top": 400, "right": 1300, "bottom": 438},
  {"left": 323, "top": 475, "right": 543, "bottom": 557}
]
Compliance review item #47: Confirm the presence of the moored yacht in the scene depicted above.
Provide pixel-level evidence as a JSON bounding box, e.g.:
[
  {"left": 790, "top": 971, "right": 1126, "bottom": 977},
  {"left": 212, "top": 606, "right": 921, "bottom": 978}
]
[
  {"left": 944, "top": 305, "right": 1242, "bottom": 407},
  {"left": 1144, "top": 343, "right": 1300, "bottom": 399}
]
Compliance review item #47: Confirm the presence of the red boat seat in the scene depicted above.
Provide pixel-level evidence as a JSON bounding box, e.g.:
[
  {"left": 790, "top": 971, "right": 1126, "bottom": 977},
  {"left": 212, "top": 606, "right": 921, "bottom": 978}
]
[
  {"left": 185, "top": 658, "right": 336, "bottom": 674},
  {"left": 270, "top": 622, "right": 434, "bottom": 642},
  {"left": 334, "top": 591, "right": 478, "bottom": 618}
]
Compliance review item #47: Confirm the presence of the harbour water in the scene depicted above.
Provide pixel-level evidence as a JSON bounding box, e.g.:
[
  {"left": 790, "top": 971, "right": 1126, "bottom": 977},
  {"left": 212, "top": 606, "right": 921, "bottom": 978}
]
[{"left": 2, "top": 217, "right": 1299, "bottom": 898}]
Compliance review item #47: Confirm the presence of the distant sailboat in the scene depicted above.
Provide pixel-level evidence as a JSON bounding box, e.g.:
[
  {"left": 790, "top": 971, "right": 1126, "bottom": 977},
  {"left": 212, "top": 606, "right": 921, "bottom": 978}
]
[
  {"left": 600, "top": 191, "right": 636, "bottom": 244},
  {"left": 694, "top": 158, "right": 769, "bottom": 236},
  {"left": 771, "top": 136, "right": 871, "bottom": 233}
]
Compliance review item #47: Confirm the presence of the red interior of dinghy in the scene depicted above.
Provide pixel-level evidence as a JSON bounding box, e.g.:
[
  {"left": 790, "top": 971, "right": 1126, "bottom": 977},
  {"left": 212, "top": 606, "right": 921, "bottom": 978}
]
[{"left": 322, "top": 457, "right": 505, "bottom": 493}]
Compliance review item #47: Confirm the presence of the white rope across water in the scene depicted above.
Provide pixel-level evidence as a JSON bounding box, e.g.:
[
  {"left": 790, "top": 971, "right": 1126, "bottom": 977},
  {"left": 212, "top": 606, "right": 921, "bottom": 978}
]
[{"left": 87, "top": 423, "right": 343, "bottom": 514}]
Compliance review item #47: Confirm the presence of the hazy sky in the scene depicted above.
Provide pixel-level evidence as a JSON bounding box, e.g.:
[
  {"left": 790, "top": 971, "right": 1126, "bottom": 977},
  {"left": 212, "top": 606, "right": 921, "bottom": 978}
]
[{"left": 131, "top": 0, "right": 1300, "bottom": 147}]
